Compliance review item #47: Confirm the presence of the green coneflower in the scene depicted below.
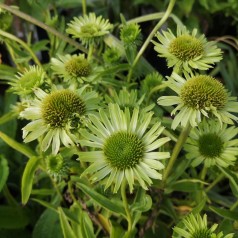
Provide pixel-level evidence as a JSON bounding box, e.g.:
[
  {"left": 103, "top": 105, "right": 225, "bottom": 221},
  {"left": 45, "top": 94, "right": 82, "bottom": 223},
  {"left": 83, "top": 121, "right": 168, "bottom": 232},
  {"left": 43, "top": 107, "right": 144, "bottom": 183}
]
[
  {"left": 45, "top": 153, "right": 70, "bottom": 180},
  {"left": 152, "top": 25, "right": 222, "bottom": 73},
  {"left": 103, "top": 47, "right": 121, "bottom": 65},
  {"left": 184, "top": 119, "right": 238, "bottom": 168},
  {"left": 9, "top": 65, "right": 46, "bottom": 97},
  {"left": 66, "top": 12, "right": 113, "bottom": 46},
  {"left": 78, "top": 103, "right": 170, "bottom": 193},
  {"left": 20, "top": 85, "right": 99, "bottom": 155},
  {"left": 158, "top": 72, "right": 238, "bottom": 129},
  {"left": 173, "top": 213, "right": 234, "bottom": 238},
  {"left": 51, "top": 54, "right": 95, "bottom": 84}
]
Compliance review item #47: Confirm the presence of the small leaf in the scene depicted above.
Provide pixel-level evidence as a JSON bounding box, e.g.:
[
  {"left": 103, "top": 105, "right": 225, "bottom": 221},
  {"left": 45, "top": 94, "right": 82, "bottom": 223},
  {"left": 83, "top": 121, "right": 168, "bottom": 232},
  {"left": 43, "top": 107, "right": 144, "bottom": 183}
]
[
  {"left": 0, "top": 155, "right": 9, "bottom": 192},
  {"left": 75, "top": 179, "right": 126, "bottom": 216},
  {"left": 80, "top": 211, "right": 96, "bottom": 238},
  {"left": 110, "top": 221, "right": 125, "bottom": 238},
  {"left": 21, "top": 156, "right": 41, "bottom": 205},
  {"left": 0, "top": 206, "right": 29, "bottom": 229},
  {"left": 58, "top": 207, "right": 77, "bottom": 238},
  {"left": 209, "top": 206, "right": 238, "bottom": 220},
  {"left": 0, "top": 131, "right": 36, "bottom": 158}
]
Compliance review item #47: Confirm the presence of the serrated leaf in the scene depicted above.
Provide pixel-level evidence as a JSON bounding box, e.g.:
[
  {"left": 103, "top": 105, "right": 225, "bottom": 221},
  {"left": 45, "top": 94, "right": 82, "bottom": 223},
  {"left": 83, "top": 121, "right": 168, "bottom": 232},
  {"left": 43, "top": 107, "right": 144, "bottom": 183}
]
[
  {"left": 209, "top": 206, "right": 238, "bottom": 220},
  {"left": 0, "top": 155, "right": 9, "bottom": 192},
  {"left": 0, "top": 131, "right": 36, "bottom": 158},
  {"left": 58, "top": 207, "right": 77, "bottom": 238},
  {"left": 75, "top": 179, "right": 126, "bottom": 217},
  {"left": 21, "top": 156, "right": 41, "bottom": 204},
  {"left": 0, "top": 206, "right": 29, "bottom": 229}
]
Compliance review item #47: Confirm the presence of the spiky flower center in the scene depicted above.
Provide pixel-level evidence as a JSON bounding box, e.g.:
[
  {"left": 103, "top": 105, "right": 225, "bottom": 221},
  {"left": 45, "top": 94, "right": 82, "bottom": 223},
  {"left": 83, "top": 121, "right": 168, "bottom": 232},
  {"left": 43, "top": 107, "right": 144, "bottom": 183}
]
[
  {"left": 42, "top": 90, "right": 86, "bottom": 128},
  {"left": 169, "top": 35, "right": 204, "bottom": 61},
  {"left": 65, "top": 57, "right": 91, "bottom": 77},
  {"left": 80, "top": 23, "right": 101, "bottom": 36},
  {"left": 192, "top": 229, "right": 212, "bottom": 238},
  {"left": 198, "top": 133, "right": 224, "bottom": 158},
  {"left": 18, "top": 71, "right": 43, "bottom": 89},
  {"left": 103, "top": 131, "right": 144, "bottom": 170},
  {"left": 180, "top": 75, "right": 228, "bottom": 110}
]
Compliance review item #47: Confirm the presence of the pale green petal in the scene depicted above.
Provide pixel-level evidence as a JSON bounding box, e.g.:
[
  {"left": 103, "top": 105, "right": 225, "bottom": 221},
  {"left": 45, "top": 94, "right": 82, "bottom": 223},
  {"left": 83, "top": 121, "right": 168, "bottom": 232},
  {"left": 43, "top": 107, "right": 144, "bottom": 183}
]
[
  {"left": 104, "top": 169, "right": 117, "bottom": 191},
  {"left": 140, "top": 162, "right": 162, "bottom": 179},
  {"left": 90, "top": 165, "right": 112, "bottom": 183},
  {"left": 52, "top": 129, "right": 61, "bottom": 154},
  {"left": 23, "top": 125, "right": 48, "bottom": 143},
  {"left": 129, "top": 107, "right": 139, "bottom": 133},
  {"left": 41, "top": 129, "right": 54, "bottom": 151},
  {"left": 125, "top": 168, "right": 134, "bottom": 193},
  {"left": 144, "top": 152, "right": 170, "bottom": 160},
  {"left": 23, "top": 119, "right": 43, "bottom": 131},
  {"left": 145, "top": 137, "right": 170, "bottom": 152},
  {"left": 81, "top": 160, "right": 107, "bottom": 177},
  {"left": 144, "top": 159, "right": 164, "bottom": 170},
  {"left": 113, "top": 170, "right": 124, "bottom": 193},
  {"left": 60, "top": 130, "right": 74, "bottom": 147},
  {"left": 78, "top": 151, "right": 104, "bottom": 162},
  {"left": 135, "top": 165, "right": 152, "bottom": 185}
]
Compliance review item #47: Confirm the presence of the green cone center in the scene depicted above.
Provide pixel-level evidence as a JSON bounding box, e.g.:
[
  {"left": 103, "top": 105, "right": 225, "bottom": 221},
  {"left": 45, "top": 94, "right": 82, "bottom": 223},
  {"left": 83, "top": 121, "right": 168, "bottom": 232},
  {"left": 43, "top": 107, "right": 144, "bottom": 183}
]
[
  {"left": 103, "top": 131, "right": 144, "bottom": 170},
  {"left": 42, "top": 90, "right": 86, "bottom": 128},
  {"left": 180, "top": 75, "right": 228, "bottom": 110},
  {"left": 169, "top": 35, "right": 204, "bottom": 61},
  {"left": 198, "top": 133, "right": 224, "bottom": 158},
  {"left": 80, "top": 23, "right": 101, "bottom": 36},
  {"left": 65, "top": 57, "right": 91, "bottom": 77},
  {"left": 192, "top": 229, "right": 212, "bottom": 238}
]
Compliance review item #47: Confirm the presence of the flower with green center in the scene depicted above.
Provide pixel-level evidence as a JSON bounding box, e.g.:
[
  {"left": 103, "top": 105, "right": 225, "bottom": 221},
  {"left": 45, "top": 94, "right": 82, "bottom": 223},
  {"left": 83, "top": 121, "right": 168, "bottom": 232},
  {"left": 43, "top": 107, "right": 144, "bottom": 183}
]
[
  {"left": 173, "top": 213, "right": 234, "bottom": 238},
  {"left": 45, "top": 153, "right": 69, "bottom": 180},
  {"left": 9, "top": 65, "right": 46, "bottom": 97},
  {"left": 20, "top": 85, "right": 99, "bottom": 154},
  {"left": 78, "top": 103, "right": 170, "bottom": 193},
  {"left": 51, "top": 54, "right": 94, "bottom": 84},
  {"left": 184, "top": 119, "right": 238, "bottom": 167},
  {"left": 158, "top": 72, "right": 238, "bottom": 129},
  {"left": 66, "top": 13, "right": 113, "bottom": 46},
  {"left": 152, "top": 25, "right": 222, "bottom": 73}
]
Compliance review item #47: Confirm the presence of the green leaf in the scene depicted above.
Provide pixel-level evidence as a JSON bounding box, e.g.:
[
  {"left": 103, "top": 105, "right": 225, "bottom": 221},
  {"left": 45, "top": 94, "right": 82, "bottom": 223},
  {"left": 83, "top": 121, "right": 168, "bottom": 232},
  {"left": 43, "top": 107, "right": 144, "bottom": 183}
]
[
  {"left": 0, "top": 131, "right": 36, "bottom": 158},
  {"left": 209, "top": 206, "right": 238, "bottom": 220},
  {"left": 58, "top": 207, "right": 77, "bottom": 238},
  {"left": 131, "top": 189, "right": 152, "bottom": 213},
  {"left": 110, "top": 222, "right": 125, "bottom": 238},
  {"left": 21, "top": 156, "right": 41, "bottom": 204},
  {"left": 33, "top": 209, "right": 63, "bottom": 238},
  {"left": 0, "top": 206, "right": 29, "bottom": 229},
  {"left": 80, "top": 211, "right": 96, "bottom": 238},
  {"left": 0, "top": 111, "right": 18, "bottom": 125},
  {"left": 75, "top": 179, "right": 126, "bottom": 216},
  {"left": 0, "top": 155, "right": 9, "bottom": 192},
  {"left": 191, "top": 197, "right": 206, "bottom": 215}
]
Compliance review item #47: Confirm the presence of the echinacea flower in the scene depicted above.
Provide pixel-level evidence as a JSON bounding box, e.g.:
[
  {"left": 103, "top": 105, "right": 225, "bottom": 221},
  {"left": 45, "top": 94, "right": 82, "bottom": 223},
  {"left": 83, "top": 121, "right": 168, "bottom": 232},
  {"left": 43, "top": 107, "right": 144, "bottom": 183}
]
[
  {"left": 20, "top": 86, "right": 99, "bottom": 154},
  {"left": 66, "top": 12, "right": 113, "bottom": 46},
  {"left": 78, "top": 103, "right": 170, "bottom": 193},
  {"left": 173, "top": 213, "right": 234, "bottom": 238},
  {"left": 158, "top": 72, "right": 238, "bottom": 130},
  {"left": 51, "top": 54, "right": 93, "bottom": 84},
  {"left": 9, "top": 65, "right": 46, "bottom": 97},
  {"left": 152, "top": 25, "right": 222, "bottom": 73},
  {"left": 184, "top": 119, "right": 238, "bottom": 167}
]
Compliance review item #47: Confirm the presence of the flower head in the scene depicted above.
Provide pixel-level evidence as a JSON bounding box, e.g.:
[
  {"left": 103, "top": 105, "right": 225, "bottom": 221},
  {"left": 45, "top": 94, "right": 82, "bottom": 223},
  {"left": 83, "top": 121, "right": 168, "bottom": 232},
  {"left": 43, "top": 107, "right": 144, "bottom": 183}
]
[
  {"left": 9, "top": 66, "right": 46, "bottom": 97},
  {"left": 152, "top": 25, "right": 222, "bottom": 73},
  {"left": 0, "top": 8, "right": 13, "bottom": 30},
  {"left": 66, "top": 13, "right": 113, "bottom": 46},
  {"left": 20, "top": 85, "right": 99, "bottom": 154},
  {"left": 78, "top": 103, "right": 170, "bottom": 193},
  {"left": 158, "top": 73, "right": 238, "bottom": 129},
  {"left": 173, "top": 213, "right": 234, "bottom": 238},
  {"left": 184, "top": 119, "right": 238, "bottom": 168}
]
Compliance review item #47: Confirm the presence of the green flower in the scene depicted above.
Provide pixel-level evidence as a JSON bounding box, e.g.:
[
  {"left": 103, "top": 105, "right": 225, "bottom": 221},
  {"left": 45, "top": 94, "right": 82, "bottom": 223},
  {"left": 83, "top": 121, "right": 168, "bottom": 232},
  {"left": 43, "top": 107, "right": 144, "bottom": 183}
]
[
  {"left": 173, "top": 213, "right": 234, "bottom": 238},
  {"left": 45, "top": 154, "right": 69, "bottom": 180},
  {"left": 0, "top": 8, "right": 13, "bottom": 30},
  {"left": 9, "top": 66, "right": 46, "bottom": 97},
  {"left": 51, "top": 54, "right": 94, "bottom": 84},
  {"left": 184, "top": 119, "right": 238, "bottom": 167},
  {"left": 158, "top": 73, "right": 238, "bottom": 129},
  {"left": 20, "top": 86, "right": 99, "bottom": 154},
  {"left": 78, "top": 103, "right": 170, "bottom": 193},
  {"left": 152, "top": 25, "right": 222, "bottom": 73},
  {"left": 103, "top": 47, "right": 121, "bottom": 65},
  {"left": 66, "top": 13, "right": 113, "bottom": 46}
]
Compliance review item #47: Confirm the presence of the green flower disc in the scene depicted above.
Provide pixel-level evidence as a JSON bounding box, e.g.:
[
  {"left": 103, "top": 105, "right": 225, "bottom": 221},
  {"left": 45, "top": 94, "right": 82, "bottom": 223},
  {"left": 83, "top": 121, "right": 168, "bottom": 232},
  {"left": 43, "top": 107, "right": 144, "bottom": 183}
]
[
  {"left": 65, "top": 57, "right": 91, "bottom": 77},
  {"left": 42, "top": 90, "right": 86, "bottom": 128},
  {"left": 169, "top": 35, "right": 204, "bottom": 61},
  {"left": 180, "top": 75, "right": 228, "bottom": 110},
  {"left": 103, "top": 131, "right": 144, "bottom": 170}
]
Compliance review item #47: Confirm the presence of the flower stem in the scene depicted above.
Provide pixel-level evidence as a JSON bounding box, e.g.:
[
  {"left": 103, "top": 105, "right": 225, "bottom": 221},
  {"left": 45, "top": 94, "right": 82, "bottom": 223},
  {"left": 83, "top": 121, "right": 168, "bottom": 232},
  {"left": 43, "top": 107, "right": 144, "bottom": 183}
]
[
  {"left": 163, "top": 123, "right": 191, "bottom": 185},
  {"left": 0, "top": 3, "right": 87, "bottom": 53},
  {"left": 127, "top": 0, "right": 176, "bottom": 82},
  {"left": 205, "top": 174, "right": 224, "bottom": 193},
  {"left": 82, "top": 0, "right": 87, "bottom": 16},
  {"left": 121, "top": 180, "right": 132, "bottom": 233}
]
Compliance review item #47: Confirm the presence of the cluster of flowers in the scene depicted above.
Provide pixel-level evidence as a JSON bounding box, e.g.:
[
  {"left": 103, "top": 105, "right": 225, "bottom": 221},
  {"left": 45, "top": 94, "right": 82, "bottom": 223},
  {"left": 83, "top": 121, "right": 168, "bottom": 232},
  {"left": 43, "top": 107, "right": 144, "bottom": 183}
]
[{"left": 8, "top": 12, "right": 237, "bottom": 237}]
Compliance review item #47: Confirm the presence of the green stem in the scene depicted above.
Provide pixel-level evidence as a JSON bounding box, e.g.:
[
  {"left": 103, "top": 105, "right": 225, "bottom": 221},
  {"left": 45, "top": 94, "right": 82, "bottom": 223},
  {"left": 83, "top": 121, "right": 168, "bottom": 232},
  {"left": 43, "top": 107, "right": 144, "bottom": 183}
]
[
  {"left": 127, "top": 0, "right": 177, "bottom": 82},
  {"left": 0, "top": 29, "right": 41, "bottom": 66},
  {"left": 87, "top": 43, "right": 94, "bottom": 61},
  {"left": 121, "top": 180, "right": 132, "bottom": 233},
  {"left": 230, "top": 199, "right": 238, "bottom": 211},
  {"left": 147, "top": 84, "right": 167, "bottom": 102},
  {"left": 205, "top": 174, "right": 224, "bottom": 193},
  {"left": 82, "top": 0, "right": 87, "bottom": 16},
  {"left": 163, "top": 123, "right": 191, "bottom": 185},
  {"left": 200, "top": 166, "right": 207, "bottom": 181},
  {"left": 0, "top": 3, "right": 86, "bottom": 53}
]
